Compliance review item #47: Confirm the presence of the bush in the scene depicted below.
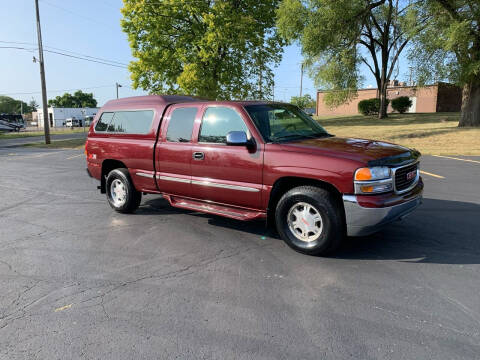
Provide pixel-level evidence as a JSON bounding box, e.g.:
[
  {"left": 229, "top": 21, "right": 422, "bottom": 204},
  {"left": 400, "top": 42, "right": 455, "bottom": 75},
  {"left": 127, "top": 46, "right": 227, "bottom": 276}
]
[
  {"left": 358, "top": 98, "right": 390, "bottom": 116},
  {"left": 391, "top": 96, "right": 413, "bottom": 113}
]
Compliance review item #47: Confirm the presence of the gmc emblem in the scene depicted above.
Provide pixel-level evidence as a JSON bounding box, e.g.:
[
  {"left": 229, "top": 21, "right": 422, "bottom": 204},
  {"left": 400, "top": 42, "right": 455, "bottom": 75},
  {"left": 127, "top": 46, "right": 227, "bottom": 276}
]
[{"left": 406, "top": 170, "right": 416, "bottom": 180}]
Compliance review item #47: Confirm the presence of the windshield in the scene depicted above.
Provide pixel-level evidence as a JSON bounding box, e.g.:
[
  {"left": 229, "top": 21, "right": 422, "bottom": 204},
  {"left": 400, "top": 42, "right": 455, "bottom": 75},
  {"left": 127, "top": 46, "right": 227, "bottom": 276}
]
[
  {"left": 0, "top": 114, "right": 24, "bottom": 124},
  {"left": 244, "top": 104, "right": 330, "bottom": 143}
]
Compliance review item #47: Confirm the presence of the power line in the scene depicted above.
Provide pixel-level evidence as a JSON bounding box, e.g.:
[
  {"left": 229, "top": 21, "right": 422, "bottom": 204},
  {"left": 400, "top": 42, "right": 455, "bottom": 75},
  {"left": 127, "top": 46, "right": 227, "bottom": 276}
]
[
  {"left": 0, "top": 40, "right": 128, "bottom": 66},
  {"left": 43, "top": 49, "right": 128, "bottom": 68},
  {"left": 44, "top": 45, "right": 128, "bottom": 66},
  {"left": 0, "top": 85, "right": 117, "bottom": 96},
  {"left": 0, "top": 46, "right": 36, "bottom": 51},
  {"left": 0, "top": 45, "right": 128, "bottom": 68},
  {"left": 39, "top": 0, "right": 119, "bottom": 32},
  {"left": 0, "top": 40, "right": 38, "bottom": 47}
]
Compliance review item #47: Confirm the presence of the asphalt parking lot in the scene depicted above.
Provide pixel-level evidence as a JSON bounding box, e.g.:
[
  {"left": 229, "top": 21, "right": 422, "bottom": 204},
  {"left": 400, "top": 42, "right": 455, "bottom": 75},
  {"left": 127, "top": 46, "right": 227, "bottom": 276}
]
[
  {"left": 0, "top": 145, "right": 479, "bottom": 359},
  {"left": 0, "top": 132, "right": 86, "bottom": 148}
]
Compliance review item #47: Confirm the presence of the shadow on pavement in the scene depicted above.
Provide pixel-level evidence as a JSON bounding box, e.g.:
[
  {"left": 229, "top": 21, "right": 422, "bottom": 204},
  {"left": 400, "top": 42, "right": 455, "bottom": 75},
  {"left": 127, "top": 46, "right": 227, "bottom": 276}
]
[
  {"left": 141, "top": 197, "right": 480, "bottom": 264},
  {"left": 336, "top": 198, "right": 480, "bottom": 264}
]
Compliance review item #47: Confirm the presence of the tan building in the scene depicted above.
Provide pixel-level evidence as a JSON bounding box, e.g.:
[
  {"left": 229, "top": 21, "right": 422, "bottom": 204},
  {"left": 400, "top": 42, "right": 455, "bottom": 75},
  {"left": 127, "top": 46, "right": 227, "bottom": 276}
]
[{"left": 316, "top": 82, "right": 462, "bottom": 116}]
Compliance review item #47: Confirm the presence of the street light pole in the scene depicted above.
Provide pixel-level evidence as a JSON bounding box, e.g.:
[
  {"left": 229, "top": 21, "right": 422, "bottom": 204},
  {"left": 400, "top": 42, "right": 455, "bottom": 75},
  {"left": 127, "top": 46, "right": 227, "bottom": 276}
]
[
  {"left": 34, "top": 0, "right": 50, "bottom": 144},
  {"left": 116, "top": 82, "right": 122, "bottom": 99}
]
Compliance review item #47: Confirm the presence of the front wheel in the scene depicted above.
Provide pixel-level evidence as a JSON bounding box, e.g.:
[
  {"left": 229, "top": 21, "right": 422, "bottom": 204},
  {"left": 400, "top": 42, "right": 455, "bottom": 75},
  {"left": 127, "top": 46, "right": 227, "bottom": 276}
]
[
  {"left": 275, "top": 186, "right": 344, "bottom": 256},
  {"left": 106, "top": 168, "right": 142, "bottom": 213}
]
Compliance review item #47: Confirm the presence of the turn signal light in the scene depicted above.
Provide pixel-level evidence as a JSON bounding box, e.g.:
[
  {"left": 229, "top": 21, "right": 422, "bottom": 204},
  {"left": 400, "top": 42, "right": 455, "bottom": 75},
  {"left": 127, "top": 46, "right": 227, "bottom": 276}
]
[
  {"left": 360, "top": 185, "right": 374, "bottom": 193},
  {"left": 355, "top": 168, "right": 372, "bottom": 181}
]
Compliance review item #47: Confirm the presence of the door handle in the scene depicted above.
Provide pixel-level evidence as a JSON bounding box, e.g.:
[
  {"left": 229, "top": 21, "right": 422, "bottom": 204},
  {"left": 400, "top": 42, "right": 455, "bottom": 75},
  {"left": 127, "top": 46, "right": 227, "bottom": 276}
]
[{"left": 193, "top": 151, "right": 205, "bottom": 160}]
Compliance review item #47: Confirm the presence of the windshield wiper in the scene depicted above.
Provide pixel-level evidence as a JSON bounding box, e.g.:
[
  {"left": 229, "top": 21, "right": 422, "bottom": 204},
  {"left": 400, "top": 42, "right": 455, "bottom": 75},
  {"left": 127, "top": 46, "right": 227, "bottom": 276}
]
[
  {"left": 271, "top": 132, "right": 331, "bottom": 143},
  {"left": 300, "top": 132, "right": 332, "bottom": 139}
]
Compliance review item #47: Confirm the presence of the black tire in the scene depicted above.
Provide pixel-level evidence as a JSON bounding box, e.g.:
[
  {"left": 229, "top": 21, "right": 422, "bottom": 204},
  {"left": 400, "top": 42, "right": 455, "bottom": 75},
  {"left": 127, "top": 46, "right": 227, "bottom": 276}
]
[
  {"left": 106, "top": 168, "right": 142, "bottom": 213},
  {"left": 275, "top": 186, "right": 344, "bottom": 256}
]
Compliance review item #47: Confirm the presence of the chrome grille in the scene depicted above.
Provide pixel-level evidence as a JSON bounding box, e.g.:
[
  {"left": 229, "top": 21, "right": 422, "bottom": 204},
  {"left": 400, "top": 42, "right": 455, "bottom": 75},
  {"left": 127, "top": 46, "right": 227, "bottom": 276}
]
[{"left": 394, "top": 162, "right": 418, "bottom": 192}]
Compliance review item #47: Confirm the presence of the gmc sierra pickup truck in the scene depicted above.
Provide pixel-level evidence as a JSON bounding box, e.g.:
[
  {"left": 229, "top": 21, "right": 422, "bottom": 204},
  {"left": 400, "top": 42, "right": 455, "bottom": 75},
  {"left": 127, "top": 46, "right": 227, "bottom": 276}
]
[{"left": 86, "top": 95, "right": 423, "bottom": 256}]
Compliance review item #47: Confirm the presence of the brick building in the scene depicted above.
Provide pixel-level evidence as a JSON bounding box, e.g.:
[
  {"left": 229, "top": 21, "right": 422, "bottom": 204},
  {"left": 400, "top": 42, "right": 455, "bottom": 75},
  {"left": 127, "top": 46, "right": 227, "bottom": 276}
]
[{"left": 316, "top": 82, "right": 462, "bottom": 116}]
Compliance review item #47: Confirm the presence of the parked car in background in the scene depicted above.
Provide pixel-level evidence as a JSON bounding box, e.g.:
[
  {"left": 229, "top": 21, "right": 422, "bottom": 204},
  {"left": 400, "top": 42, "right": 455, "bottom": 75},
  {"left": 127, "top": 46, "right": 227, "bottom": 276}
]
[
  {"left": 303, "top": 107, "right": 316, "bottom": 116},
  {"left": 0, "top": 114, "right": 25, "bottom": 132},
  {"left": 85, "top": 95, "right": 423, "bottom": 256},
  {"left": 64, "top": 117, "right": 82, "bottom": 128},
  {"left": 84, "top": 115, "right": 94, "bottom": 126}
]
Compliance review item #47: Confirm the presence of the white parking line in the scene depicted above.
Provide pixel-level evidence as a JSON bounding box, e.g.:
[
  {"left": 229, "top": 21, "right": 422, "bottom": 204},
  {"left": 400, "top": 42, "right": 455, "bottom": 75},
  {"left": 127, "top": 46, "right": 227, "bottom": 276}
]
[
  {"left": 3, "top": 152, "right": 59, "bottom": 160},
  {"left": 66, "top": 154, "right": 84, "bottom": 160},
  {"left": 432, "top": 155, "right": 480, "bottom": 164},
  {"left": 420, "top": 170, "right": 445, "bottom": 179}
]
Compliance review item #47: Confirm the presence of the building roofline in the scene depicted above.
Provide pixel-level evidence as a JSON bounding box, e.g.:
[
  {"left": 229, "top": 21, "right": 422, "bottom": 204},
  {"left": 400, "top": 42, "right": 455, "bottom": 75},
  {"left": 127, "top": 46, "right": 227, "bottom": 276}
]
[{"left": 316, "top": 83, "right": 445, "bottom": 94}]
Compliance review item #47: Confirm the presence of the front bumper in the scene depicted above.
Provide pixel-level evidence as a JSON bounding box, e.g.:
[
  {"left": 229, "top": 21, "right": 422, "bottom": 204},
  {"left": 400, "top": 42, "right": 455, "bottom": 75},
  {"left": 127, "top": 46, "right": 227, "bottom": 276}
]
[{"left": 343, "top": 193, "right": 422, "bottom": 237}]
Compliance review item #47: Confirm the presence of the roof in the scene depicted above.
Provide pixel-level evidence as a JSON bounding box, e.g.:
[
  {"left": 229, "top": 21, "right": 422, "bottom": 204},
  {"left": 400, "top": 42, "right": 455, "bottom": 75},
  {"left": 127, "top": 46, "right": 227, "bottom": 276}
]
[
  {"left": 100, "top": 95, "right": 287, "bottom": 109},
  {"left": 317, "top": 83, "right": 443, "bottom": 94},
  {"left": 102, "top": 95, "right": 205, "bottom": 108}
]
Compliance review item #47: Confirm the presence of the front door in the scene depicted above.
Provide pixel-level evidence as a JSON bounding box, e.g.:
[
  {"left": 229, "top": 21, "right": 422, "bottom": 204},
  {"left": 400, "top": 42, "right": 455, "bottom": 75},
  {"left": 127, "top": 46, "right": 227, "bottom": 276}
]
[
  {"left": 190, "top": 106, "right": 263, "bottom": 209},
  {"left": 155, "top": 104, "right": 199, "bottom": 197}
]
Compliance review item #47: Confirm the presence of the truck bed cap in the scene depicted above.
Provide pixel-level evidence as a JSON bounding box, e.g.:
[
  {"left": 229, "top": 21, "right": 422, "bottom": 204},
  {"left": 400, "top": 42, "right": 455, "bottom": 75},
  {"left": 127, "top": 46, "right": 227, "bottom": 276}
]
[{"left": 102, "top": 95, "right": 204, "bottom": 108}]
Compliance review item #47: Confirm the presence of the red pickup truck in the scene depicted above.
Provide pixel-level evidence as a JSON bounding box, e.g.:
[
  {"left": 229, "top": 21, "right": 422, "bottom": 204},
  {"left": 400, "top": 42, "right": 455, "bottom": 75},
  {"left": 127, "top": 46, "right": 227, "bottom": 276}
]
[{"left": 86, "top": 95, "right": 423, "bottom": 255}]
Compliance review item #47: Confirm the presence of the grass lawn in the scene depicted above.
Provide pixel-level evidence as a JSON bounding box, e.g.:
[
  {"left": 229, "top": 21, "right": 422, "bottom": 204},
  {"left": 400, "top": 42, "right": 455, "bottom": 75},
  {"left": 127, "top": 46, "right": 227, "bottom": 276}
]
[
  {"left": 0, "top": 128, "right": 87, "bottom": 139},
  {"left": 316, "top": 112, "right": 480, "bottom": 155},
  {"left": 22, "top": 138, "right": 86, "bottom": 149}
]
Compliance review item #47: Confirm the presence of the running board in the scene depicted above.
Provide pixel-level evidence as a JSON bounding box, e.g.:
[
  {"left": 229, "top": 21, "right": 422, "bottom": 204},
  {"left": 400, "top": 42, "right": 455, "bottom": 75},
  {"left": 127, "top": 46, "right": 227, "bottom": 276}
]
[{"left": 165, "top": 195, "right": 266, "bottom": 221}]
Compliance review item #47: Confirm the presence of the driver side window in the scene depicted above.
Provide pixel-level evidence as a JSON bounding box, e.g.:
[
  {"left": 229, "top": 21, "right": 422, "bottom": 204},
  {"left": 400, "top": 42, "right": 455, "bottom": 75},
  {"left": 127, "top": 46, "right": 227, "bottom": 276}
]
[{"left": 199, "top": 107, "right": 247, "bottom": 144}]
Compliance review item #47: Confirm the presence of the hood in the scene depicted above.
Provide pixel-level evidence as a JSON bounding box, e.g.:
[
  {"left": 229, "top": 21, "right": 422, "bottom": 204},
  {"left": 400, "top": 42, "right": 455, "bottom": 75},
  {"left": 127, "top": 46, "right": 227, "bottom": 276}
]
[{"left": 278, "top": 136, "right": 420, "bottom": 166}]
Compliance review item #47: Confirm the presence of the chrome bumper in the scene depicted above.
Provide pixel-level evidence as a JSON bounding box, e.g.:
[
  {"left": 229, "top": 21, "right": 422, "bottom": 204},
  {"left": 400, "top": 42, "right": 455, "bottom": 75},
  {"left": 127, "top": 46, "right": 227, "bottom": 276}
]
[{"left": 343, "top": 195, "right": 422, "bottom": 237}]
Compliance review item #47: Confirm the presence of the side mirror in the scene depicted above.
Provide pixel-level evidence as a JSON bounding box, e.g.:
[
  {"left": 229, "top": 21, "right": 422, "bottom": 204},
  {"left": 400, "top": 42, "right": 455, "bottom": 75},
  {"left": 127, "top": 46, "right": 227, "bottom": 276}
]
[{"left": 226, "top": 131, "right": 248, "bottom": 146}]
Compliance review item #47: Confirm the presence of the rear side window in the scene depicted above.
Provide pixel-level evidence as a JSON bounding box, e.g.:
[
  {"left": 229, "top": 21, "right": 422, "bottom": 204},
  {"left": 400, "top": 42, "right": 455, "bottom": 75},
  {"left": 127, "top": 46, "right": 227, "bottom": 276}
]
[
  {"left": 166, "top": 107, "right": 198, "bottom": 142},
  {"left": 107, "top": 110, "right": 154, "bottom": 134},
  {"left": 199, "top": 107, "right": 247, "bottom": 143},
  {"left": 95, "top": 112, "right": 114, "bottom": 132}
]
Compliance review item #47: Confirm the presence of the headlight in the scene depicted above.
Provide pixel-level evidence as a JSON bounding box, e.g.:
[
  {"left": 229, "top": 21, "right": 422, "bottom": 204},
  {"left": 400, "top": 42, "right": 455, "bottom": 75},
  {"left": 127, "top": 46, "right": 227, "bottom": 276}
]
[
  {"left": 354, "top": 166, "right": 391, "bottom": 181},
  {"left": 354, "top": 167, "right": 393, "bottom": 194}
]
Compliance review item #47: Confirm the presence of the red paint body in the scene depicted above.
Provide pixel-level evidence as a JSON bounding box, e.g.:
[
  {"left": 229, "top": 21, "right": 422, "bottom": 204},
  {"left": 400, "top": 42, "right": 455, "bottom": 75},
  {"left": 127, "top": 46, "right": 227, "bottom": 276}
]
[{"left": 86, "top": 95, "right": 422, "bottom": 221}]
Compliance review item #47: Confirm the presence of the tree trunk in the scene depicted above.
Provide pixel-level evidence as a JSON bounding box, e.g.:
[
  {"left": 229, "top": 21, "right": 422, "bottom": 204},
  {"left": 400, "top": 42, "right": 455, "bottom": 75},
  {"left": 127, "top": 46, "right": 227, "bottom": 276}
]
[
  {"left": 378, "top": 84, "right": 388, "bottom": 119},
  {"left": 458, "top": 81, "right": 480, "bottom": 127}
]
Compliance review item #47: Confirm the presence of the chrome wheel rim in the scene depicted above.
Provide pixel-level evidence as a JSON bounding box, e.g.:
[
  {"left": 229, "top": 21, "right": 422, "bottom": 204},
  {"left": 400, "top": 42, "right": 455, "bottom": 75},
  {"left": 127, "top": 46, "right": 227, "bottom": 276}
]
[
  {"left": 110, "top": 179, "right": 127, "bottom": 207},
  {"left": 287, "top": 202, "right": 323, "bottom": 243}
]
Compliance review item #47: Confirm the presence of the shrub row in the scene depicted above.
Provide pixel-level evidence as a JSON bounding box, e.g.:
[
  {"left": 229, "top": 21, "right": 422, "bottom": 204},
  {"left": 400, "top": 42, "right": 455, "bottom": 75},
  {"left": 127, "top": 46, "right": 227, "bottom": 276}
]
[
  {"left": 358, "top": 96, "right": 412, "bottom": 116},
  {"left": 357, "top": 98, "right": 389, "bottom": 115},
  {"left": 391, "top": 96, "right": 413, "bottom": 113}
]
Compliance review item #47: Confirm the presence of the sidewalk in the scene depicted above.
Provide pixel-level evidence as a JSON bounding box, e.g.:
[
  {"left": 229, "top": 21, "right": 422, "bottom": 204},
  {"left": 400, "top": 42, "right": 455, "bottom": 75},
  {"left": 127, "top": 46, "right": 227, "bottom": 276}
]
[{"left": 0, "top": 132, "right": 87, "bottom": 148}]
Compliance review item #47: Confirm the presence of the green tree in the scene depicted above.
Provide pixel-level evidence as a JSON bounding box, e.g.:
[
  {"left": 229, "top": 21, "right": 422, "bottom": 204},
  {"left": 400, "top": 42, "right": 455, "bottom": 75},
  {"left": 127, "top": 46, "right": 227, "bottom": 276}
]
[
  {"left": 28, "top": 98, "right": 39, "bottom": 112},
  {"left": 409, "top": 0, "right": 480, "bottom": 127},
  {"left": 290, "top": 94, "right": 315, "bottom": 109},
  {"left": 0, "top": 96, "right": 33, "bottom": 114},
  {"left": 48, "top": 90, "right": 97, "bottom": 108},
  {"left": 276, "top": 0, "right": 426, "bottom": 118},
  {"left": 121, "top": 0, "right": 284, "bottom": 100}
]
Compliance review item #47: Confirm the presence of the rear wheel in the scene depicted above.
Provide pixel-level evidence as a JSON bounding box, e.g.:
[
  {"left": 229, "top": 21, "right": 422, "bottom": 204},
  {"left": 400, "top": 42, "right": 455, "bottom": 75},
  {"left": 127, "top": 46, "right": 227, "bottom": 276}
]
[
  {"left": 106, "top": 168, "right": 142, "bottom": 213},
  {"left": 275, "top": 186, "right": 344, "bottom": 256}
]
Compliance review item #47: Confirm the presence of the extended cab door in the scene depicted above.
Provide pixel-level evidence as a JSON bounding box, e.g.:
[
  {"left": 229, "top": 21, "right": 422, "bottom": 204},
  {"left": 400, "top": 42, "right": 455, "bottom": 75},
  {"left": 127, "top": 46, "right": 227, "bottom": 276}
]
[
  {"left": 155, "top": 104, "right": 200, "bottom": 197},
  {"left": 190, "top": 105, "right": 263, "bottom": 209}
]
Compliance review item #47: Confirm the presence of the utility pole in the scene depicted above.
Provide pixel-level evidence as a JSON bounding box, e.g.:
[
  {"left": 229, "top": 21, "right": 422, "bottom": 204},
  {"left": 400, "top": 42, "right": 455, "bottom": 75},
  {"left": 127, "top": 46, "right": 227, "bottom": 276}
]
[
  {"left": 35, "top": 0, "right": 50, "bottom": 144},
  {"left": 116, "top": 82, "right": 122, "bottom": 99},
  {"left": 300, "top": 63, "right": 304, "bottom": 97}
]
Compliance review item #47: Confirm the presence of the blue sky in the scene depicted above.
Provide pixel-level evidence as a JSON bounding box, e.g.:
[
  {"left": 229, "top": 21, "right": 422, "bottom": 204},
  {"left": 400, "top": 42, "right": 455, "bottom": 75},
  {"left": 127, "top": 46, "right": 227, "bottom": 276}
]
[{"left": 0, "top": 0, "right": 410, "bottom": 108}]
